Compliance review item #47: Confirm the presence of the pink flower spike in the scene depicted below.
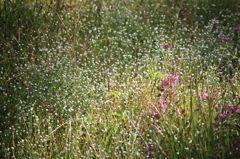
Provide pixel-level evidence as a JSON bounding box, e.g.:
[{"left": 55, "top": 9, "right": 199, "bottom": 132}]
[
  {"left": 168, "top": 44, "right": 173, "bottom": 47},
  {"left": 161, "top": 45, "right": 166, "bottom": 48},
  {"left": 236, "top": 26, "right": 240, "bottom": 30}
]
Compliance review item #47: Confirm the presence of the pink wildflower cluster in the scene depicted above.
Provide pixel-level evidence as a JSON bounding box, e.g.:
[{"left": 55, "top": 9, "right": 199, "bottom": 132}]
[
  {"left": 154, "top": 74, "right": 178, "bottom": 114},
  {"left": 201, "top": 92, "right": 209, "bottom": 100},
  {"left": 197, "top": 89, "right": 222, "bottom": 109},
  {"left": 221, "top": 38, "right": 231, "bottom": 42},
  {"left": 159, "top": 73, "right": 178, "bottom": 91},
  {"left": 232, "top": 26, "right": 240, "bottom": 30},
  {"left": 144, "top": 73, "right": 178, "bottom": 157},
  {"left": 213, "top": 105, "right": 240, "bottom": 133},
  {"left": 161, "top": 44, "right": 173, "bottom": 52},
  {"left": 196, "top": 88, "right": 239, "bottom": 133},
  {"left": 221, "top": 25, "right": 240, "bottom": 42}
]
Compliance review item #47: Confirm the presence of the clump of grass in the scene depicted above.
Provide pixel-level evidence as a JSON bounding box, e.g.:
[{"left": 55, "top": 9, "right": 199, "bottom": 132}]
[{"left": 0, "top": 0, "right": 239, "bottom": 158}]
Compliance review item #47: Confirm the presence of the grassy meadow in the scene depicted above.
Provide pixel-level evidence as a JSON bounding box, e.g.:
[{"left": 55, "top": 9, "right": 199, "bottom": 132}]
[{"left": 0, "top": 0, "right": 239, "bottom": 158}]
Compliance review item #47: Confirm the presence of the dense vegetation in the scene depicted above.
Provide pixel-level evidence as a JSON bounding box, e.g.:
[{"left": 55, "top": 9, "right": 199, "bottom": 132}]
[{"left": 0, "top": 0, "right": 239, "bottom": 158}]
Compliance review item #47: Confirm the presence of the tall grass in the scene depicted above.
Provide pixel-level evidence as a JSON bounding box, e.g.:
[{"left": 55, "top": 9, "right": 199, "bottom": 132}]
[{"left": 0, "top": 0, "right": 239, "bottom": 158}]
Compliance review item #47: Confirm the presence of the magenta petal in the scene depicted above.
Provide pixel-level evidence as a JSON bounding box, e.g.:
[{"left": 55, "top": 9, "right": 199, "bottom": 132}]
[
  {"left": 145, "top": 146, "right": 150, "bottom": 150},
  {"left": 217, "top": 105, "right": 223, "bottom": 109},
  {"left": 219, "top": 113, "right": 228, "bottom": 118},
  {"left": 227, "top": 106, "right": 232, "bottom": 111}
]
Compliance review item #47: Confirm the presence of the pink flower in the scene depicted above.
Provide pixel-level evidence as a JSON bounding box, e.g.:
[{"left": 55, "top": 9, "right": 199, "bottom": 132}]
[
  {"left": 161, "top": 44, "right": 173, "bottom": 48},
  {"left": 201, "top": 92, "right": 208, "bottom": 100},
  {"left": 194, "top": 107, "right": 199, "bottom": 111},
  {"left": 235, "top": 106, "right": 240, "bottom": 112},
  {"left": 233, "top": 26, "right": 240, "bottom": 30},
  {"left": 171, "top": 75, "right": 178, "bottom": 87},
  {"left": 162, "top": 81, "right": 169, "bottom": 90},
  {"left": 213, "top": 122, "right": 222, "bottom": 126},
  {"left": 153, "top": 126, "right": 161, "bottom": 130},
  {"left": 161, "top": 109, "right": 165, "bottom": 114},
  {"left": 221, "top": 38, "right": 231, "bottom": 42},
  {"left": 108, "top": 83, "right": 113, "bottom": 87},
  {"left": 146, "top": 145, "right": 157, "bottom": 151},
  {"left": 158, "top": 100, "right": 167, "bottom": 108},
  {"left": 164, "top": 74, "right": 178, "bottom": 88},
  {"left": 217, "top": 105, "right": 223, "bottom": 109},
  {"left": 152, "top": 111, "right": 159, "bottom": 118},
  {"left": 217, "top": 122, "right": 222, "bottom": 126},
  {"left": 227, "top": 106, "right": 233, "bottom": 115},
  {"left": 219, "top": 113, "right": 228, "bottom": 119},
  {"left": 227, "top": 106, "right": 232, "bottom": 111},
  {"left": 165, "top": 73, "right": 171, "bottom": 77}
]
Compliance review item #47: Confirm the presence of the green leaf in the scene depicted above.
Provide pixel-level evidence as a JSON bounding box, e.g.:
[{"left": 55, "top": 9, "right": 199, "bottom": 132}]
[
  {"left": 108, "top": 91, "right": 118, "bottom": 96},
  {"left": 112, "top": 113, "right": 126, "bottom": 118},
  {"left": 156, "top": 74, "right": 165, "bottom": 78},
  {"left": 149, "top": 68, "right": 155, "bottom": 77}
]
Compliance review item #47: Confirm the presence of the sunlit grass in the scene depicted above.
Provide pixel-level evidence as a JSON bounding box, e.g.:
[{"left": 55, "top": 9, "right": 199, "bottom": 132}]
[{"left": 0, "top": 0, "right": 239, "bottom": 158}]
